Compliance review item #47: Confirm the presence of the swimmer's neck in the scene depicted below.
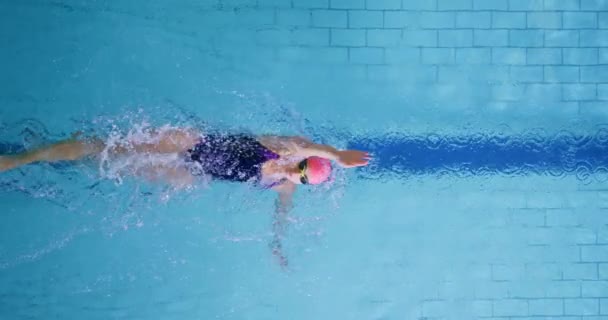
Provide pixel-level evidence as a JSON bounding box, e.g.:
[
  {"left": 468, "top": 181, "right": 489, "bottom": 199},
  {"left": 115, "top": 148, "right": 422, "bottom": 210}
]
[{"left": 263, "top": 160, "right": 299, "bottom": 176}]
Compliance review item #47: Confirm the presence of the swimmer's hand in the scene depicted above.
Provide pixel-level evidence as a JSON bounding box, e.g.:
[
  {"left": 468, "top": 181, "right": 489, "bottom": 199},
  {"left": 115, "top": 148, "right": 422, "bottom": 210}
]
[
  {"left": 336, "top": 150, "right": 371, "bottom": 168},
  {"left": 272, "top": 247, "right": 289, "bottom": 269}
]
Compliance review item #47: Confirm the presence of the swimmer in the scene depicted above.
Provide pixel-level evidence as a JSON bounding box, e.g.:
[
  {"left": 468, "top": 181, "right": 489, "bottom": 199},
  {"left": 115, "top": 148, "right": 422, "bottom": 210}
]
[{"left": 0, "top": 128, "right": 371, "bottom": 267}]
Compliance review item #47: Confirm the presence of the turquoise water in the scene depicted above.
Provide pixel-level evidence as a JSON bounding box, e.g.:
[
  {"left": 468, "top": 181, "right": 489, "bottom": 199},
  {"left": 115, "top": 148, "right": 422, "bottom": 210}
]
[{"left": 2, "top": 1, "right": 608, "bottom": 319}]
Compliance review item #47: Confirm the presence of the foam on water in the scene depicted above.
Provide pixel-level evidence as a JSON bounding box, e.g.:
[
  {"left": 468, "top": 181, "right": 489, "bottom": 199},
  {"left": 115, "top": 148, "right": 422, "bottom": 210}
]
[{"left": 97, "top": 123, "right": 200, "bottom": 186}]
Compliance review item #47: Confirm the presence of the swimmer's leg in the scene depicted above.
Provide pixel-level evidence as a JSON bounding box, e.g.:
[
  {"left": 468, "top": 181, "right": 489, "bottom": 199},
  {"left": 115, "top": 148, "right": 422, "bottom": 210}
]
[
  {"left": 132, "top": 163, "right": 195, "bottom": 189},
  {"left": 0, "top": 129, "right": 201, "bottom": 172},
  {"left": 108, "top": 128, "right": 200, "bottom": 154},
  {"left": 131, "top": 128, "right": 200, "bottom": 153},
  {"left": 0, "top": 133, "right": 105, "bottom": 172}
]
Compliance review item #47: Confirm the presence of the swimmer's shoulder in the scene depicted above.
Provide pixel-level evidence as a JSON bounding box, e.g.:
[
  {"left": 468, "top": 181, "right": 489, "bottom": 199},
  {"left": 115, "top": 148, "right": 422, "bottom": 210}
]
[
  {"left": 271, "top": 179, "right": 296, "bottom": 193},
  {"left": 256, "top": 135, "right": 313, "bottom": 156}
]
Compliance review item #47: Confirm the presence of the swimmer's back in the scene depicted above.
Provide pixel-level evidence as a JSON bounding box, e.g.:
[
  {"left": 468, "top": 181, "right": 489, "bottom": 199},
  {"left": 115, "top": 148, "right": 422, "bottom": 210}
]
[{"left": 187, "top": 134, "right": 279, "bottom": 182}]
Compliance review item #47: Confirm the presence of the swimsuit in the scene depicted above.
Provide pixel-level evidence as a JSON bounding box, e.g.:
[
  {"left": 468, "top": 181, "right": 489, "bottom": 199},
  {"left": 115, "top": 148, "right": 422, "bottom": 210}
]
[{"left": 187, "top": 134, "right": 280, "bottom": 185}]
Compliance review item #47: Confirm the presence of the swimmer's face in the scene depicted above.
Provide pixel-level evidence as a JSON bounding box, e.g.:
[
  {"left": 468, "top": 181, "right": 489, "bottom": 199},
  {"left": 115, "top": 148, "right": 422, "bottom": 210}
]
[{"left": 285, "top": 160, "right": 308, "bottom": 185}]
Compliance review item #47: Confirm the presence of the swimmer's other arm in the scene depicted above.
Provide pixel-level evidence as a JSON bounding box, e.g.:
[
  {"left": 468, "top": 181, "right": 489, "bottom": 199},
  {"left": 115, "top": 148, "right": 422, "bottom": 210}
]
[
  {"left": 258, "top": 135, "right": 370, "bottom": 168},
  {"left": 270, "top": 181, "right": 295, "bottom": 268}
]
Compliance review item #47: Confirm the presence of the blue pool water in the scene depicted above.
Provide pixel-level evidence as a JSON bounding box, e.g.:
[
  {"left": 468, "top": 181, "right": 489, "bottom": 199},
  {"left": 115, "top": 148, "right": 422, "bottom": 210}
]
[{"left": 1, "top": 1, "right": 608, "bottom": 319}]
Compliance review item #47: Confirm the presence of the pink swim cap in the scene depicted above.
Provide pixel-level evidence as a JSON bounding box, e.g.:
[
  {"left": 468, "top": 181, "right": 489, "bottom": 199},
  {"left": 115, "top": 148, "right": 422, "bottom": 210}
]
[{"left": 305, "top": 156, "right": 332, "bottom": 185}]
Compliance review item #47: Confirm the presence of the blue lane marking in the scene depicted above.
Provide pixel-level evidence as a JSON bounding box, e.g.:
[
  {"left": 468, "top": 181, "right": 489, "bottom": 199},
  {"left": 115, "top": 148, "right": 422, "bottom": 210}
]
[
  {"left": 0, "top": 142, "right": 24, "bottom": 154},
  {"left": 348, "top": 132, "right": 608, "bottom": 179}
]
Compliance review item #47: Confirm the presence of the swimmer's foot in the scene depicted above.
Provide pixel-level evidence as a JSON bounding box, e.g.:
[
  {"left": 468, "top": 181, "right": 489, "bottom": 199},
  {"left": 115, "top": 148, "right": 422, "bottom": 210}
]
[{"left": 0, "top": 155, "right": 23, "bottom": 172}]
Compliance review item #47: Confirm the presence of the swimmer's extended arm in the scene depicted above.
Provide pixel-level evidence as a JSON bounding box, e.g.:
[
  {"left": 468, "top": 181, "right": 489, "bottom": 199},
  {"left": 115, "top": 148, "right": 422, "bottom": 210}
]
[
  {"left": 258, "top": 135, "right": 370, "bottom": 168},
  {"left": 270, "top": 181, "right": 296, "bottom": 268},
  {"left": 0, "top": 133, "right": 105, "bottom": 172},
  {"left": 0, "top": 129, "right": 200, "bottom": 172}
]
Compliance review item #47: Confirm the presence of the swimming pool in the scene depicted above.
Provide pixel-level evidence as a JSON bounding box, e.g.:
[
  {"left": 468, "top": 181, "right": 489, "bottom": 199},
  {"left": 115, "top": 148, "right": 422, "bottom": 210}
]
[{"left": 1, "top": 0, "right": 607, "bottom": 319}]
